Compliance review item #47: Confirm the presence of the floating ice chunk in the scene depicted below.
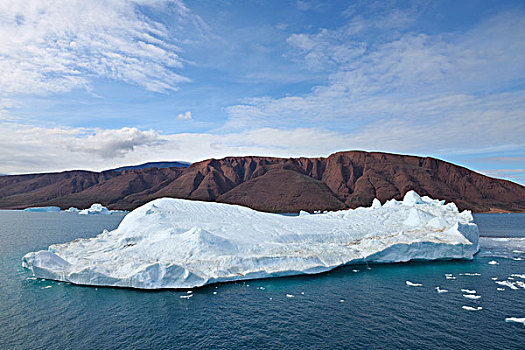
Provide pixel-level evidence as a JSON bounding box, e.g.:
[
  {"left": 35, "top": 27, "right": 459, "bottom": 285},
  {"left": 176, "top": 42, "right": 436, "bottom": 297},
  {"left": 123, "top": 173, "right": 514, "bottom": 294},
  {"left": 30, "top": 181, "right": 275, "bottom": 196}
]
[
  {"left": 497, "top": 288, "right": 505, "bottom": 291},
  {"left": 492, "top": 277, "right": 498, "bottom": 280},
  {"left": 505, "top": 317, "right": 525, "bottom": 325},
  {"left": 371, "top": 198, "right": 381, "bottom": 209},
  {"left": 286, "top": 294, "right": 294, "bottom": 298},
  {"left": 402, "top": 191, "right": 425, "bottom": 206},
  {"left": 300, "top": 292, "right": 305, "bottom": 295},
  {"left": 41, "top": 285, "right": 52, "bottom": 289},
  {"left": 79, "top": 203, "right": 112, "bottom": 215},
  {"left": 180, "top": 294, "right": 192, "bottom": 299},
  {"left": 461, "top": 273, "right": 481, "bottom": 276},
  {"left": 461, "top": 289, "right": 476, "bottom": 294},
  {"left": 352, "top": 269, "right": 359, "bottom": 273},
  {"left": 513, "top": 258, "right": 524, "bottom": 261},
  {"left": 495, "top": 281, "right": 519, "bottom": 290},
  {"left": 516, "top": 281, "right": 525, "bottom": 289},
  {"left": 340, "top": 299, "right": 345, "bottom": 303},
  {"left": 445, "top": 274, "right": 456, "bottom": 280},
  {"left": 406, "top": 281, "right": 423, "bottom": 287},
  {"left": 298, "top": 210, "right": 310, "bottom": 216},
  {"left": 24, "top": 206, "right": 61, "bottom": 212},
  {"left": 462, "top": 306, "right": 482, "bottom": 311},
  {"left": 511, "top": 274, "right": 525, "bottom": 279},
  {"left": 489, "top": 260, "right": 499, "bottom": 265},
  {"left": 213, "top": 291, "right": 217, "bottom": 295},
  {"left": 435, "top": 287, "right": 448, "bottom": 293},
  {"left": 463, "top": 294, "right": 481, "bottom": 300},
  {"left": 22, "top": 193, "right": 480, "bottom": 289}
]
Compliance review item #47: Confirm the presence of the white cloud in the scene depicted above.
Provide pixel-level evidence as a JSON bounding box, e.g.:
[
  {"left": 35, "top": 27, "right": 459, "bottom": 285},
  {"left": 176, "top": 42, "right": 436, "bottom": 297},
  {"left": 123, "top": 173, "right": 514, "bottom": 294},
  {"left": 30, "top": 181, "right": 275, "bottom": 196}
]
[
  {"left": 177, "top": 111, "right": 192, "bottom": 120},
  {"left": 0, "top": 0, "right": 205, "bottom": 94},
  {"left": 225, "top": 11, "right": 525, "bottom": 156}
]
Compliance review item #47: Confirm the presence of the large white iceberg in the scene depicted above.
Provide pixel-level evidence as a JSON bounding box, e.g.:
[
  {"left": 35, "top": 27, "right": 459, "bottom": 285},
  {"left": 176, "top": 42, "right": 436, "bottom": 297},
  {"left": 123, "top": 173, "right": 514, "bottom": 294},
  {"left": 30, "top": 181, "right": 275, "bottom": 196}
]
[{"left": 22, "top": 191, "right": 479, "bottom": 289}]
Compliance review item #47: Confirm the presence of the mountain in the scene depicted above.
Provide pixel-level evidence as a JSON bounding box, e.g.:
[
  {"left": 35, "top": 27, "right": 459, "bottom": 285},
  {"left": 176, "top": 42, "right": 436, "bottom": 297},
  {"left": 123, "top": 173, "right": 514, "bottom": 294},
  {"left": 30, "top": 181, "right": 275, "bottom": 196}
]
[
  {"left": 106, "top": 161, "right": 190, "bottom": 172},
  {"left": 1, "top": 151, "right": 524, "bottom": 213}
]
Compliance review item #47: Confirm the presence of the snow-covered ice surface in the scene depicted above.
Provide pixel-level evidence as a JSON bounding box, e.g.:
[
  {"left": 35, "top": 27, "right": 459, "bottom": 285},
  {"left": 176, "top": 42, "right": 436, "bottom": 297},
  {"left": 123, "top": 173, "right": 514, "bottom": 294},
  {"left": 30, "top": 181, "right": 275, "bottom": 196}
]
[{"left": 22, "top": 191, "right": 480, "bottom": 289}]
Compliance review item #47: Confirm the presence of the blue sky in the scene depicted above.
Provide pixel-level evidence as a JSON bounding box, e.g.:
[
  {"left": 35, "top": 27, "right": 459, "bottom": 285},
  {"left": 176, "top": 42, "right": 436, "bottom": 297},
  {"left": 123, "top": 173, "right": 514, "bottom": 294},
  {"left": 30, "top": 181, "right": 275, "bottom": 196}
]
[{"left": 0, "top": 0, "right": 524, "bottom": 185}]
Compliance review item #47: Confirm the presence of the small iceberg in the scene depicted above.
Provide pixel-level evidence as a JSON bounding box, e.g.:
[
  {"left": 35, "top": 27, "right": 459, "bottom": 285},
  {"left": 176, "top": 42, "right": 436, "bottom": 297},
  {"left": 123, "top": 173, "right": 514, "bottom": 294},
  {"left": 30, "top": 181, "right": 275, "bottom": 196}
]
[
  {"left": 463, "top": 294, "right": 481, "bottom": 300},
  {"left": 66, "top": 207, "right": 80, "bottom": 213},
  {"left": 22, "top": 191, "right": 480, "bottom": 289},
  {"left": 23, "top": 206, "right": 61, "bottom": 212},
  {"left": 505, "top": 317, "right": 525, "bottom": 325},
  {"left": 435, "top": 287, "right": 448, "bottom": 293},
  {"left": 79, "top": 203, "right": 112, "bottom": 215},
  {"left": 462, "top": 306, "right": 482, "bottom": 311},
  {"left": 406, "top": 281, "right": 423, "bottom": 287},
  {"left": 488, "top": 260, "right": 499, "bottom": 265},
  {"left": 461, "top": 289, "right": 476, "bottom": 294}
]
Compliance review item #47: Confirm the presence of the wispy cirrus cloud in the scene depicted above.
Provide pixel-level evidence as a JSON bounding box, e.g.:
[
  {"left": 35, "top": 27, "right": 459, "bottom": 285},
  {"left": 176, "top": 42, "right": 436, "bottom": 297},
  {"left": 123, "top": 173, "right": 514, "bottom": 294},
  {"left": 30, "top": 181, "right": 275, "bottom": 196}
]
[
  {"left": 225, "top": 11, "right": 525, "bottom": 157},
  {"left": 0, "top": 0, "right": 205, "bottom": 95}
]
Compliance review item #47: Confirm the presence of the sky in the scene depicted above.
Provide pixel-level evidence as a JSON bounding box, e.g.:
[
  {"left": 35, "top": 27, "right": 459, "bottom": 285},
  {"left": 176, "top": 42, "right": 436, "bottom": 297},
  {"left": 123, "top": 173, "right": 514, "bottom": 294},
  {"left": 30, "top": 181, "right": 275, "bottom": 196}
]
[{"left": 0, "top": 0, "right": 524, "bottom": 185}]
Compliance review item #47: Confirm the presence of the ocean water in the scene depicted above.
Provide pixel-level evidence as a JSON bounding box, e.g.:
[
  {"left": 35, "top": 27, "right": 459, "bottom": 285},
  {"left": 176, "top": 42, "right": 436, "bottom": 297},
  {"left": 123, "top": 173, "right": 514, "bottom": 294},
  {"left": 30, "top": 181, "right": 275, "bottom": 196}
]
[{"left": 0, "top": 211, "right": 524, "bottom": 349}]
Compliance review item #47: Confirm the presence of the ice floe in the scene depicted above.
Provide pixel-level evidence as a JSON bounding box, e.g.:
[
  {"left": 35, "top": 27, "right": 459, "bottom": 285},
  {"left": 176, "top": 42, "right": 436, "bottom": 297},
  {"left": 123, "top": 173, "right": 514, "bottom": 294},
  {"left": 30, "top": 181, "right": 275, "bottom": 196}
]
[
  {"left": 461, "top": 289, "right": 476, "bottom": 294},
  {"left": 463, "top": 294, "right": 481, "bottom": 300},
  {"left": 505, "top": 317, "right": 525, "bottom": 325},
  {"left": 489, "top": 260, "right": 499, "bottom": 265},
  {"left": 495, "top": 281, "right": 519, "bottom": 290},
  {"left": 24, "top": 206, "right": 61, "bottom": 212},
  {"left": 435, "top": 287, "right": 448, "bottom": 293},
  {"left": 22, "top": 191, "right": 480, "bottom": 289},
  {"left": 406, "top": 281, "right": 423, "bottom": 287},
  {"left": 462, "top": 306, "right": 482, "bottom": 311}
]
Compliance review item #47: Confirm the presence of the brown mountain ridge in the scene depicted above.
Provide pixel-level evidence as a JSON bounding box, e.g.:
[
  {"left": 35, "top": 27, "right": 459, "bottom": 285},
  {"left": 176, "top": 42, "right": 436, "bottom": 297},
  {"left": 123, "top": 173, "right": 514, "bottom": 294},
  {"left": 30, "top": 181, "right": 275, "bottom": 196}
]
[{"left": 1, "top": 151, "right": 524, "bottom": 213}]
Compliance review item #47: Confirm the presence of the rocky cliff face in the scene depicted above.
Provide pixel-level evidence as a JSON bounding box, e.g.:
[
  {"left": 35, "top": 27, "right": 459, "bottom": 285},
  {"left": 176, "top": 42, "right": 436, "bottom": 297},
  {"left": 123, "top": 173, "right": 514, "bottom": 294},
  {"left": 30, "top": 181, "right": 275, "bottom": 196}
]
[{"left": 1, "top": 151, "right": 524, "bottom": 213}]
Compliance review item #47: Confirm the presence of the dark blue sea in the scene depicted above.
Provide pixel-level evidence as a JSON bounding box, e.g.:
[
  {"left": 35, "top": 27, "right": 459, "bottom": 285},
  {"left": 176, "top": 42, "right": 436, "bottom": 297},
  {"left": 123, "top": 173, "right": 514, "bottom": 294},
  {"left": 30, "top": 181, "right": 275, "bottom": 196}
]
[{"left": 0, "top": 211, "right": 524, "bottom": 349}]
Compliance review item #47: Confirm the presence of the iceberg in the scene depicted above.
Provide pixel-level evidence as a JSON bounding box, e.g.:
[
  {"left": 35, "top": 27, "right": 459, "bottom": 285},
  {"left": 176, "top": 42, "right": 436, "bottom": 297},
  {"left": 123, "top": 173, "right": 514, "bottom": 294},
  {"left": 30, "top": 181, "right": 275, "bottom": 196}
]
[
  {"left": 23, "top": 206, "right": 61, "bottom": 212},
  {"left": 79, "top": 203, "right": 112, "bottom": 215},
  {"left": 22, "top": 191, "right": 480, "bottom": 289}
]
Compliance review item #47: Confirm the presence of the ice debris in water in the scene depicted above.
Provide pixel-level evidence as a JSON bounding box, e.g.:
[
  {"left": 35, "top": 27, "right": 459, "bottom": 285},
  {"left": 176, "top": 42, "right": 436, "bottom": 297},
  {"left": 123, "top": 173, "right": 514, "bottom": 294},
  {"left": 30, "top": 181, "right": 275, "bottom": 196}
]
[
  {"left": 505, "top": 317, "right": 525, "bottom": 325},
  {"left": 511, "top": 274, "right": 525, "bottom": 279},
  {"left": 495, "top": 281, "right": 519, "bottom": 290},
  {"left": 463, "top": 294, "right": 481, "bottom": 300},
  {"left": 406, "top": 281, "right": 423, "bottom": 287},
  {"left": 22, "top": 191, "right": 480, "bottom": 289},
  {"left": 445, "top": 274, "right": 456, "bottom": 280},
  {"left": 286, "top": 294, "right": 294, "bottom": 298},
  {"left": 462, "top": 306, "right": 482, "bottom": 311},
  {"left": 461, "top": 289, "right": 476, "bottom": 294},
  {"left": 489, "top": 260, "right": 499, "bottom": 265},
  {"left": 435, "top": 287, "right": 448, "bottom": 293}
]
